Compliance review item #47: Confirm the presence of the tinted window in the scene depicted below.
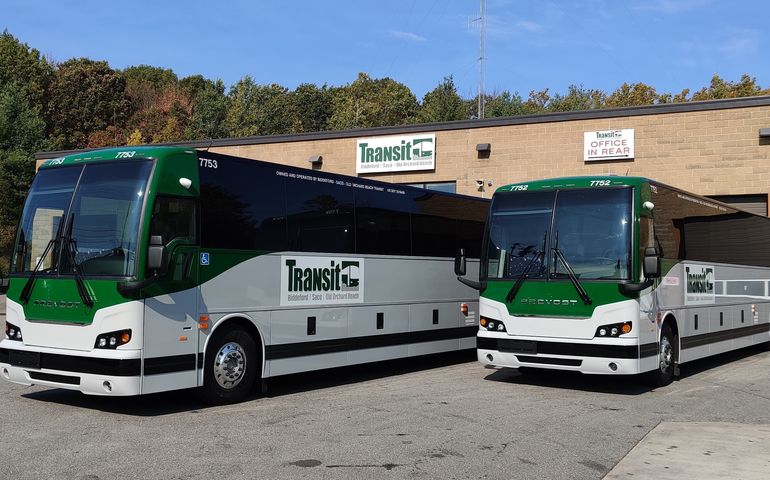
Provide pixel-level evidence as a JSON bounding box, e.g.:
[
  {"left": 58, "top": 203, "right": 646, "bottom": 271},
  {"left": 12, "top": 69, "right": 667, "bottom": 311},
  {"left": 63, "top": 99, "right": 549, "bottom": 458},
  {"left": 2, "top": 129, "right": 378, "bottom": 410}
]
[
  {"left": 411, "top": 191, "right": 458, "bottom": 257},
  {"left": 151, "top": 197, "right": 197, "bottom": 245},
  {"left": 355, "top": 189, "right": 412, "bottom": 255},
  {"left": 200, "top": 158, "right": 287, "bottom": 251},
  {"left": 285, "top": 176, "right": 354, "bottom": 254}
]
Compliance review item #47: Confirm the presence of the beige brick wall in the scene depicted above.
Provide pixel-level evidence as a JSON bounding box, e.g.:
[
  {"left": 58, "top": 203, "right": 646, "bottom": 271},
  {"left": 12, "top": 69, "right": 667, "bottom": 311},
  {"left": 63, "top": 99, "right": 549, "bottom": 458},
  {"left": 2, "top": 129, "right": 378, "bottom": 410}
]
[{"left": 209, "top": 104, "right": 770, "bottom": 199}]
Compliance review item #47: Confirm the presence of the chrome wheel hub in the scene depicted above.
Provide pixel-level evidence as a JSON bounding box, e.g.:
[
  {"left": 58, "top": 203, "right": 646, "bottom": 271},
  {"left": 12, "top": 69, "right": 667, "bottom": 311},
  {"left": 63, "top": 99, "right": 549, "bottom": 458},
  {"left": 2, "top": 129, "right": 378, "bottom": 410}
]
[
  {"left": 659, "top": 336, "right": 673, "bottom": 373},
  {"left": 214, "top": 342, "right": 247, "bottom": 389}
]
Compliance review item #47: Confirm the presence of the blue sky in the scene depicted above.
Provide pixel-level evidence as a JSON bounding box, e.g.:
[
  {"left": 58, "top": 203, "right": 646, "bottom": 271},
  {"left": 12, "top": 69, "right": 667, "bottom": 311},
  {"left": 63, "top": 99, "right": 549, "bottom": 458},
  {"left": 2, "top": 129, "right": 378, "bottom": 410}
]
[{"left": 3, "top": 0, "right": 768, "bottom": 99}]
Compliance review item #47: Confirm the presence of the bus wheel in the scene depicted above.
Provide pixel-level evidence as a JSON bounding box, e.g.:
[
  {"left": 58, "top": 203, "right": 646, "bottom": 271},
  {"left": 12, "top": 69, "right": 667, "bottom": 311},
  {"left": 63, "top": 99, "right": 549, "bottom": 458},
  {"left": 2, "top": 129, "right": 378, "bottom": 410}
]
[
  {"left": 647, "top": 324, "right": 675, "bottom": 387},
  {"left": 200, "top": 327, "right": 259, "bottom": 404}
]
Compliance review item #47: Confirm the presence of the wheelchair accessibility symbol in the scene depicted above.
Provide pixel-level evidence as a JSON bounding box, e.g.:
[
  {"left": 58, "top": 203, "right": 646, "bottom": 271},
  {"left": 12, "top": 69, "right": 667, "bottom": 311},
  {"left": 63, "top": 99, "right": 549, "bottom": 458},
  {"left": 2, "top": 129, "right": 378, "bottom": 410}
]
[{"left": 200, "top": 252, "right": 210, "bottom": 266}]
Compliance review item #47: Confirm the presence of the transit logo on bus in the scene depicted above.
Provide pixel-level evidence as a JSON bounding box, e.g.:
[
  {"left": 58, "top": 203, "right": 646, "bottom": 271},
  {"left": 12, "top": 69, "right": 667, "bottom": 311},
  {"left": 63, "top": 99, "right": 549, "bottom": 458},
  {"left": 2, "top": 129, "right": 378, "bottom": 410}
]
[
  {"left": 685, "top": 264, "right": 715, "bottom": 305},
  {"left": 280, "top": 256, "right": 365, "bottom": 306},
  {"left": 356, "top": 133, "right": 436, "bottom": 174}
]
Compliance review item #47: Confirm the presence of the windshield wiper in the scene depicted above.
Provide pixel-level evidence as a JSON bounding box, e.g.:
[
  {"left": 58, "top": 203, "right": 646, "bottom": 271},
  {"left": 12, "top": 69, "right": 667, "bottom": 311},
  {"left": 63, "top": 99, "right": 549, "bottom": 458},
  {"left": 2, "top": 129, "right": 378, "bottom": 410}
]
[
  {"left": 552, "top": 246, "right": 592, "bottom": 305},
  {"left": 63, "top": 213, "right": 94, "bottom": 308},
  {"left": 505, "top": 231, "right": 547, "bottom": 304},
  {"left": 19, "top": 216, "right": 66, "bottom": 304}
]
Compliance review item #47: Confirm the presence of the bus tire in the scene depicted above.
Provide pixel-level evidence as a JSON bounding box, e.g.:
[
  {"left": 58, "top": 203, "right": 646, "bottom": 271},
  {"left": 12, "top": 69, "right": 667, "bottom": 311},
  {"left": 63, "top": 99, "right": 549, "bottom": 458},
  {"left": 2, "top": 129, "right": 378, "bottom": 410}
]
[
  {"left": 647, "top": 323, "right": 675, "bottom": 388},
  {"left": 200, "top": 327, "right": 259, "bottom": 404}
]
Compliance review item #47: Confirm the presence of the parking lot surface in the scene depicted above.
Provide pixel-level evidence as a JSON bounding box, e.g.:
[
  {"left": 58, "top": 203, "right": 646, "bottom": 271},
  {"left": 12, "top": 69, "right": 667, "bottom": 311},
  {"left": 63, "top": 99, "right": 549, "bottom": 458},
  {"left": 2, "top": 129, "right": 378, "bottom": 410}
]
[{"left": 0, "top": 333, "right": 769, "bottom": 480}]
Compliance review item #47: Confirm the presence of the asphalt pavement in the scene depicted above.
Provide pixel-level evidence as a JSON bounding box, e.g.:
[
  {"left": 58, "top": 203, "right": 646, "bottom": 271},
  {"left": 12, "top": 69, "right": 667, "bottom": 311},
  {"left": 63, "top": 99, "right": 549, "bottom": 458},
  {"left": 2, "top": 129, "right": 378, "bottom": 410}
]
[{"left": 1, "top": 340, "right": 769, "bottom": 480}]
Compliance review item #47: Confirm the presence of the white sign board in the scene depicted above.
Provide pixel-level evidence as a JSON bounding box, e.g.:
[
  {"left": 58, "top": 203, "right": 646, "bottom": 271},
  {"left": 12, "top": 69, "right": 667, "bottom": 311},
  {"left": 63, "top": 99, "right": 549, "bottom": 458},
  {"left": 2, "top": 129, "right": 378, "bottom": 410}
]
[
  {"left": 280, "top": 256, "right": 364, "bottom": 306},
  {"left": 357, "top": 133, "right": 436, "bottom": 174},
  {"left": 584, "top": 129, "right": 634, "bottom": 162}
]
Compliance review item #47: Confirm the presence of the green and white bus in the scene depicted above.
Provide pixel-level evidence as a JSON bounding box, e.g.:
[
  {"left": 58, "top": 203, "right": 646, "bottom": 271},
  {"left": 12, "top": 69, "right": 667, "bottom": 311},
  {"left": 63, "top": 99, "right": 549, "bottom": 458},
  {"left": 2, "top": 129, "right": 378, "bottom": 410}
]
[
  {"left": 455, "top": 176, "right": 770, "bottom": 386},
  {"left": 0, "top": 146, "right": 487, "bottom": 403}
]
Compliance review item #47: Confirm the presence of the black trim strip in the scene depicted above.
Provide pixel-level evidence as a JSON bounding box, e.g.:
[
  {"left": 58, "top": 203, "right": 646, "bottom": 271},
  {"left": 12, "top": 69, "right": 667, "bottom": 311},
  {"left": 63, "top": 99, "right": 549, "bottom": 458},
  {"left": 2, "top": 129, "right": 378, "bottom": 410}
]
[
  {"left": 477, "top": 337, "right": 640, "bottom": 359},
  {"left": 681, "top": 323, "right": 770, "bottom": 350},
  {"left": 28, "top": 371, "right": 80, "bottom": 385},
  {"left": 144, "top": 354, "right": 197, "bottom": 375},
  {"left": 639, "top": 342, "right": 659, "bottom": 358},
  {"left": 265, "top": 326, "right": 478, "bottom": 360},
  {"left": 0, "top": 347, "right": 140, "bottom": 376},
  {"left": 516, "top": 355, "right": 582, "bottom": 366}
]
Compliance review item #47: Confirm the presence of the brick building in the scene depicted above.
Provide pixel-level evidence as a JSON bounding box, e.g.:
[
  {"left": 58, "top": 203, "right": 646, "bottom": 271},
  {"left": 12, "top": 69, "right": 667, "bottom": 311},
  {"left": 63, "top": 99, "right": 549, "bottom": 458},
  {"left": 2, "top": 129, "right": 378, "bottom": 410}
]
[{"left": 38, "top": 96, "right": 770, "bottom": 214}]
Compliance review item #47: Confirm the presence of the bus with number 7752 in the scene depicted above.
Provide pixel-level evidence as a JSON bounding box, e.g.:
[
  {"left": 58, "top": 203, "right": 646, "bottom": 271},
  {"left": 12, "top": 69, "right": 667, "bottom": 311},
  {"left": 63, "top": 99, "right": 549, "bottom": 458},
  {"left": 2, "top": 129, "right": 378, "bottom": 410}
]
[{"left": 455, "top": 176, "right": 770, "bottom": 386}]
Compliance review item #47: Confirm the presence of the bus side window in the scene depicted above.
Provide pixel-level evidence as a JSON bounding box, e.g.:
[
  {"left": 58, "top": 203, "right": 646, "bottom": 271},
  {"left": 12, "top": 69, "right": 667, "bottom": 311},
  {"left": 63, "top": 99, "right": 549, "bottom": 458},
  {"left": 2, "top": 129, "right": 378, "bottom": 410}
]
[{"left": 150, "top": 197, "right": 197, "bottom": 245}]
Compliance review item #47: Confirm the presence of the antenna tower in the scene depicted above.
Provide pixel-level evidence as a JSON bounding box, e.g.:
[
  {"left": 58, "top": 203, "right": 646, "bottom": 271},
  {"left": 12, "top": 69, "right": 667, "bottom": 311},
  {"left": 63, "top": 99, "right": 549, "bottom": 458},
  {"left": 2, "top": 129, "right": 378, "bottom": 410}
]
[{"left": 478, "top": 0, "right": 486, "bottom": 119}]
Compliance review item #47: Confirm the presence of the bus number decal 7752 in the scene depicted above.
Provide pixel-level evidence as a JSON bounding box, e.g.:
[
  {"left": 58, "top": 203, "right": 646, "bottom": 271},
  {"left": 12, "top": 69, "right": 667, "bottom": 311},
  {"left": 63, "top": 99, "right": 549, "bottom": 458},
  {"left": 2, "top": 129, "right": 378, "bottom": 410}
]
[{"left": 199, "top": 159, "right": 218, "bottom": 169}]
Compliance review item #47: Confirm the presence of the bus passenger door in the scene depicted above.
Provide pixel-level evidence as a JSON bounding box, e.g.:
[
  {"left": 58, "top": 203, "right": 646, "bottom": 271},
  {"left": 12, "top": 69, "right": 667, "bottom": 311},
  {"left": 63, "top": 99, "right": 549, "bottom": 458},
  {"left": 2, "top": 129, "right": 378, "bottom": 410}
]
[{"left": 142, "top": 197, "right": 200, "bottom": 394}]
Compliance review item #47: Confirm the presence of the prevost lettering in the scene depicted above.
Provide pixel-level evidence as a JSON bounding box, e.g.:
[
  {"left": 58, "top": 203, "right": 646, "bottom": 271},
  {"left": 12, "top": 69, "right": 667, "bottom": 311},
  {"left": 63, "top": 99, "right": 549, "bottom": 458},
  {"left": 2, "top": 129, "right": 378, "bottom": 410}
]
[{"left": 520, "top": 298, "right": 578, "bottom": 306}]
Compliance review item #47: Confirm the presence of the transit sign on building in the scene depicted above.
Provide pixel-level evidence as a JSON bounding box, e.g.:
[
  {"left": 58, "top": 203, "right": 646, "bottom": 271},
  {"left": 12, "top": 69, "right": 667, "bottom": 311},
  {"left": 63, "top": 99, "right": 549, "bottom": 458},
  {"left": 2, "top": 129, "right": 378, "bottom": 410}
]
[
  {"left": 357, "top": 133, "right": 436, "bottom": 174},
  {"left": 584, "top": 128, "right": 634, "bottom": 162}
]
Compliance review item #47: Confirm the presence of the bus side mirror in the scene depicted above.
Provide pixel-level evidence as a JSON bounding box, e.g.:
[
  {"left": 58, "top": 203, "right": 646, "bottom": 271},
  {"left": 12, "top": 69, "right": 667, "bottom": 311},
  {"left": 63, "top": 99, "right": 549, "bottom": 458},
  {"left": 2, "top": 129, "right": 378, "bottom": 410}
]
[
  {"left": 643, "top": 247, "right": 660, "bottom": 278},
  {"left": 147, "top": 235, "right": 168, "bottom": 276},
  {"left": 455, "top": 248, "right": 467, "bottom": 276},
  {"left": 0, "top": 278, "right": 8, "bottom": 295}
]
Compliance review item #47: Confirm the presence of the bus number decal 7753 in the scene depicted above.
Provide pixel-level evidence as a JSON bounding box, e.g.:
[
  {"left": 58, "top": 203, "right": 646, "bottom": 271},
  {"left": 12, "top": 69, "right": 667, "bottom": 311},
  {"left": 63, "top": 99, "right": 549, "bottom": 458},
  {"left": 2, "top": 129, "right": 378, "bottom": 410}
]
[{"left": 199, "top": 159, "right": 218, "bottom": 169}]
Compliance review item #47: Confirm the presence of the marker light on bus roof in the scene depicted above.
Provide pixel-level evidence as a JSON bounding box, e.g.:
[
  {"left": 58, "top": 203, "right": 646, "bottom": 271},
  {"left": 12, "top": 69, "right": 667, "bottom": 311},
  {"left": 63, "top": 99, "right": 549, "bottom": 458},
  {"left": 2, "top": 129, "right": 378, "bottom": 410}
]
[
  {"left": 643, "top": 201, "right": 655, "bottom": 210},
  {"left": 179, "top": 177, "right": 192, "bottom": 190}
]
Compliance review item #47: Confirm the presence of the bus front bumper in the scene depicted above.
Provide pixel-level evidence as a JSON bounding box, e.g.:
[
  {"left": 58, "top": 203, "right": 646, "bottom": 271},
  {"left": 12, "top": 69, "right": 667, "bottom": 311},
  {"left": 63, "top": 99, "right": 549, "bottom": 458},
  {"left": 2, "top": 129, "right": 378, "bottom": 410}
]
[
  {"left": 0, "top": 340, "right": 141, "bottom": 396},
  {"left": 477, "top": 335, "right": 653, "bottom": 375}
]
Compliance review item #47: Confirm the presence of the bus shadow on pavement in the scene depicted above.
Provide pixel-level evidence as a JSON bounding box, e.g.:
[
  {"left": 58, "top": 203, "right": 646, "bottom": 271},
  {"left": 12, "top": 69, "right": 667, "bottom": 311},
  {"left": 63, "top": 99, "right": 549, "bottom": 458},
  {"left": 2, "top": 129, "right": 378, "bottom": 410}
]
[
  {"left": 21, "top": 350, "right": 476, "bottom": 416},
  {"left": 483, "top": 343, "right": 769, "bottom": 395}
]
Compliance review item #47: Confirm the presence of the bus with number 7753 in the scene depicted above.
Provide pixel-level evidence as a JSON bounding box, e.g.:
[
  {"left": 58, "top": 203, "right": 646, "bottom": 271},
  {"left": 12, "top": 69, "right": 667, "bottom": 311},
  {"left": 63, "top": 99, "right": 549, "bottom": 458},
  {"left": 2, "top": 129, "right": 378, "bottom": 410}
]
[{"left": 0, "top": 146, "right": 488, "bottom": 403}]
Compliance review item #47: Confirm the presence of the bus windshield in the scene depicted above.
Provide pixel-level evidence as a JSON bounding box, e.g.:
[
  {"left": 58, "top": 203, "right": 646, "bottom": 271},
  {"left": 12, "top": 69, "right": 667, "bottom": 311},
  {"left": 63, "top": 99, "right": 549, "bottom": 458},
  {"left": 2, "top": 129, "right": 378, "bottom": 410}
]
[
  {"left": 12, "top": 161, "right": 152, "bottom": 277},
  {"left": 484, "top": 187, "right": 632, "bottom": 281}
]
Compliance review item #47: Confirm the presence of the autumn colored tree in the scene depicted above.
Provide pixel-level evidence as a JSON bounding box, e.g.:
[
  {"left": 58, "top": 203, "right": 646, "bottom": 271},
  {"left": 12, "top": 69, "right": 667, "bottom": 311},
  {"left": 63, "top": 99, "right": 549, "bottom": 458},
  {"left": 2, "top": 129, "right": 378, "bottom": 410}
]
[
  {"left": 690, "top": 74, "right": 770, "bottom": 101},
  {"left": 46, "top": 58, "right": 131, "bottom": 149}
]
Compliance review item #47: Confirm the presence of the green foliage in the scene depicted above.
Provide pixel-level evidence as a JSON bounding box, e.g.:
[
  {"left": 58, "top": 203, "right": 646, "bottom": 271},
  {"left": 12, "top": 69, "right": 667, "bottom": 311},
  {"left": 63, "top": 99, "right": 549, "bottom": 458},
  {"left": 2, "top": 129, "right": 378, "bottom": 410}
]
[
  {"left": 287, "top": 83, "right": 333, "bottom": 133},
  {"left": 605, "top": 82, "right": 662, "bottom": 107},
  {"left": 691, "top": 74, "right": 770, "bottom": 101},
  {"left": 46, "top": 58, "right": 131, "bottom": 149},
  {"left": 328, "top": 73, "right": 418, "bottom": 130},
  {"left": 182, "top": 76, "right": 228, "bottom": 139},
  {"left": 0, "top": 30, "right": 52, "bottom": 103},
  {"left": 418, "top": 76, "right": 466, "bottom": 123},
  {"left": 484, "top": 91, "right": 526, "bottom": 118},
  {"left": 224, "top": 77, "right": 291, "bottom": 137},
  {"left": 548, "top": 85, "right": 605, "bottom": 112},
  {"left": 0, "top": 83, "right": 46, "bottom": 153}
]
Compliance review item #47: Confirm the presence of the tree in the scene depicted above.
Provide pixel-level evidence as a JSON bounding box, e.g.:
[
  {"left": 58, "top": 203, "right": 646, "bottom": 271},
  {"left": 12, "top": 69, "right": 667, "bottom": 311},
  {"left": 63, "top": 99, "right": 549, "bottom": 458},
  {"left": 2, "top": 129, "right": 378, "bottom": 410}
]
[
  {"left": 124, "top": 65, "right": 178, "bottom": 111},
  {"left": 605, "top": 82, "right": 661, "bottom": 107},
  {"left": 328, "top": 73, "right": 418, "bottom": 130},
  {"left": 224, "top": 77, "right": 291, "bottom": 137},
  {"left": 417, "top": 76, "right": 466, "bottom": 123},
  {"left": 548, "top": 84, "right": 605, "bottom": 112},
  {"left": 691, "top": 74, "right": 770, "bottom": 101},
  {"left": 181, "top": 75, "right": 228, "bottom": 140},
  {"left": 286, "top": 83, "right": 333, "bottom": 133},
  {"left": 484, "top": 91, "right": 526, "bottom": 118},
  {"left": 46, "top": 58, "right": 131, "bottom": 149},
  {"left": 0, "top": 30, "right": 52, "bottom": 104}
]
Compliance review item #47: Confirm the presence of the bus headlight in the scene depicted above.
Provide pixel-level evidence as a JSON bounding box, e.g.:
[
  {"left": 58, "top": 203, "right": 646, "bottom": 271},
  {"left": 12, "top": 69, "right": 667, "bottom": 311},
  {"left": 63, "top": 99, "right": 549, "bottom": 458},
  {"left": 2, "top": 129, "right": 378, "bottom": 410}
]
[
  {"left": 480, "top": 316, "right": 506, "bottom": 332},
  {"left": 95, "top": 329, "right": 132, "bottom": 349},
  {"left": 595, "top": 322, "right": 631, "bottom": 338},
  {"left": 5, "top": 322, "right": 22, "bottom": 341}
]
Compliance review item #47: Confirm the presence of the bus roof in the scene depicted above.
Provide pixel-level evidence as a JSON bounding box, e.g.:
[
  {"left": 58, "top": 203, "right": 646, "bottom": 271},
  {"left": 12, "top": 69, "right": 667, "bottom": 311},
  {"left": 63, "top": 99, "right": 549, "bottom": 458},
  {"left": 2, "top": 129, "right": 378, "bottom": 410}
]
[
  {"left": 39, "top": 146, "right": 195, "bottom": 169},
  {"left": 495, "top": 176, "right": 650, "bottom": 193}
]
